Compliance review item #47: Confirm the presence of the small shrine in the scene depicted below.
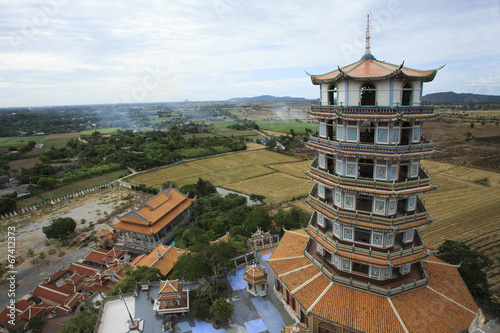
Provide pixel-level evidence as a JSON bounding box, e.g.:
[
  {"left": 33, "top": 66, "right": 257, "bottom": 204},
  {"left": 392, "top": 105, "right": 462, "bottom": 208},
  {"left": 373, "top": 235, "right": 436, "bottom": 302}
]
[
  {"left": 153, "top": 279, "right": 190, "bottom": 316},
  {"left": 247, "top": 228, "right": 279, "bottom": 251},
  {"left": 243, "top": 263, "right": 267, "bottom": 297}
]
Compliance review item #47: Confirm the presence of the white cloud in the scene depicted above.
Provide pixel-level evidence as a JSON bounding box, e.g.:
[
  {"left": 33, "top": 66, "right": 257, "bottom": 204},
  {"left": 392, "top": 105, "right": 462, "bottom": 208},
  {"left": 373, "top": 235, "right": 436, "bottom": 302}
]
[{"left": 0, "top": 0, "right": 498, "bottom": 106}]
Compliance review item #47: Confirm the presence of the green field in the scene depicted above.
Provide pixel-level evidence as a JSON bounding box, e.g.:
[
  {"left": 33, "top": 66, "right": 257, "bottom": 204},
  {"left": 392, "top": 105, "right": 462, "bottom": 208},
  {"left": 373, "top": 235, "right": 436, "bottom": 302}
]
[
  {"left": 0, "top": 135, "right": 48, "bottom": 147},
  {"left": 127, "top": 150, "right": 313, "bottom": 204},
  {"left": 255, "top": 120, "right": 316, "bottom": 133}
]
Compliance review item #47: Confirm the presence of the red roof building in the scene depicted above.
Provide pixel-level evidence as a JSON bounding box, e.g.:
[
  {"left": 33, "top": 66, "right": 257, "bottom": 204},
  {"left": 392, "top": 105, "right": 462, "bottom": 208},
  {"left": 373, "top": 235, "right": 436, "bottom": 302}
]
[
  {"left": 113, "top": 186, "right": 195, "bottom": 253},
  {"left": 268, "top": 17, "right": 477, "bottom": 333},
  {"left": 153, "top": 280, "right": 190, "bottom": 315},
  {"left": 132, "top": 244, "right": 188, "bottom": 277}
]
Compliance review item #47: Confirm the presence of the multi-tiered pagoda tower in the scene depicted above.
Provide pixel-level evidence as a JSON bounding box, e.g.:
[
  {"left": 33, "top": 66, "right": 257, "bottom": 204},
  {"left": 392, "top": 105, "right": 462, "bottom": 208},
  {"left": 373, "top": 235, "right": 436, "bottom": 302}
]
[{"left": 269, "top": 17, "right": 478, "bottom": 333}]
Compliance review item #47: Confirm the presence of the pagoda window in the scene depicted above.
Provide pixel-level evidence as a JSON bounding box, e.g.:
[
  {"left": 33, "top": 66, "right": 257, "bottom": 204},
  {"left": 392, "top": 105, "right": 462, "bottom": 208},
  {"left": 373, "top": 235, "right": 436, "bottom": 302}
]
[
  {"left": 343, "top": 227, "right": 353, "bottom": 241},
  {"left": 319, "top": 120, "right": 326, "bottom": 138},
  {"left": 347, "top": 121, "right": 358, "bottom": 142},
  {"left": 360, "top": 82, "right": 376, "bottom": 106},
  {"left": 358, "top": 158, "right": 374, "bottom": 179},
  {"left": 328, "top": 84, "right": 338, "bottom": 105},
  {"left": 336, "top": 157, "right": 343, "bottom": 175},
  {"left": 412, "top": 122, "right": 421, "bottom": 143},
  {"left": 388, "top": 199, "right": 397, "bottom": 215},
  {"left": 326, "top": 155, "right": 335, "bottom": 174},
  {"left": 317, "top": 213, "right": 325, "bottom": 227},
  {"left": 318, "top": 184, "right": 326, "bottom": 200},
  {"left": 391, "top": 121, "right": 400, "bottom": 144},
  {"left": 376, "top": 122, "right": 389, "bottom": 144},
  {"left": 336, "top": 122, "right": 345, "bottom": 141},
  {"left": 352, "top": 262, "right": 369, "bottom": 275},
  {"left": 333, "top": 222, "right": 341, "bottom": 237},
  {"left": 325, "top": 217, "right": 334, "bottom": 234},
  {"left": 342, "top": 259, "right": 351, "bottom": 272},
  {"left": 370, "top": 266, "right": 380, "bottom": 279},
  {"left": 346, "top": 158, "right": 357, "bottom": 178},
  {"left": 390, "top": 162, "right": 398, "bottom": 180},
  {"left": 383, "top": 267, "right": 391, "bottom": 279},
  {"left": 410, "top": 161, "right": 419, "bottom": 178},
  {"left": 323, "top": 249, "right": 333, "bottom": 264},
  {"left": 356, "top": 195, "right": 372, "bottom": 213},
  {"left": 375, "top": 163, "right": 388, "bottom": 181},
  {"left": 354, "top": 227, "right": 371, "bottom": 244},
  {"left": 326, "top": 119, "right": 335, "bottom": 140},
  {"left": 406, "top": 196, "right": 417, "bottom": 212},
  {"left": 359, "top": 121, "right": 375, "bottom": 143},
  {"left": 401, "top": 82, "right": 413, "bottom": 106},
  {"left": 318, "top": 152, "right": 325, "bottom": 169},
  {"left": 316, "top": 242, "right": 323, "bottom": 255},
  {"left": 344, "top": 194, "right": 355, "bottom": 211},
  {"left": 333, "top": 254, "right": 339, "bottom": 268},
  {"left": 373, "top": 198, "right": 386, "bottom": 215},
  {"left": 401, "top": 263, "right": 411, "bottom": 275},
  {"left": 405, "top": 229, "right": 414, "bottom": 243},
  {"left": 386, "top": 233, "right": 394, "bottom": 247},
  {"left": 372, "top": 232, "right": 383, "bottom": 246},
  {"left": 334, "top": 189, "right": 342, "bottom": 207},
  {"left": 401, "top": 122, "right": 412, "bottom": 145}
]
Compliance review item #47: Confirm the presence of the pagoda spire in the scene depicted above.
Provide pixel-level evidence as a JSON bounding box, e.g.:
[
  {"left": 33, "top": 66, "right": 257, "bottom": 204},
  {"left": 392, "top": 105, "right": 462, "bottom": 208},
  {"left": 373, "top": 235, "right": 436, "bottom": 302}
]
[
  {"left": 361, "top": 14, "right": 375, "bottom": 61},
  {"left": 365, "top": 14, "right": 371, "bottom": 55}
]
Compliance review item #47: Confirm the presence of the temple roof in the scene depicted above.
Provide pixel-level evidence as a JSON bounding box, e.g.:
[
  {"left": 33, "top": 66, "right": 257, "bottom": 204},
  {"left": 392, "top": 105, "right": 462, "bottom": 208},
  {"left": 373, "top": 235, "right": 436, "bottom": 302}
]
[
  {"left": 133, "top": 244, "right": 188, "bottom": 276},
  {"left": 308, "top": 59, "right": 443, "bottom": 85},
  {"left": 113, "top": 187, "right": 194, "bottom": 235},
  {"left": 243, "top": 263, "right": 267, "bottom": 284},
  {"left": 158, "top": 280, "right": 182, "bottom": 300},
  {"left": 268, "top": 230, "right": 477, "bottom": 332}
]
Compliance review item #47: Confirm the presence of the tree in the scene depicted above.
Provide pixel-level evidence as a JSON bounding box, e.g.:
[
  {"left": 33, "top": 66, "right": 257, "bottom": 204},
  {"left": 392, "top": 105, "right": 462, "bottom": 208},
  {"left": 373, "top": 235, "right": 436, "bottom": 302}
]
[
  {"left": 108, "top": 266, "right": 164, "bottom": 295},
  {"left": 42, "top": 217, "right": 77, "bottom": 239},
  {"left": 273, "top": 207, "right": 310, "bottom": 236},
  {"left": 180, "top": 178, "right": 216, "bottom": 198},
  {"left": 0, "top": 197, "right": 16, "bottom": 215},
  {"left": 27, "top": 314, "right": 45, "bottom": 332},
  {"left": 210, "top": 298, "right": 234, "bottom": 323},
  {"left": 60, "top": 307, "right": 98, "bottom": 333},
  {"left": 189, "top": 284, "right": 217, "bottom": 320},
  {"left": 470, "top": 121, "right": 475, "bottom": 128},
  {"left": 437, "top": 240, "right": 493, "bottom": 300}
]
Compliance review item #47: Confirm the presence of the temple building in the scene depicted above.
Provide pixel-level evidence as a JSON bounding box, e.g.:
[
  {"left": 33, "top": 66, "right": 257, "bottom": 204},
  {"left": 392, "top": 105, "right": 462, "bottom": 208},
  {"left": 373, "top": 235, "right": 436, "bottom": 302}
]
[
  {"left": 113, "top": 187, "right": 195, "bottom": 253},
  {"left": 267, "top": 16, "right": 478, "bottom": 332}
]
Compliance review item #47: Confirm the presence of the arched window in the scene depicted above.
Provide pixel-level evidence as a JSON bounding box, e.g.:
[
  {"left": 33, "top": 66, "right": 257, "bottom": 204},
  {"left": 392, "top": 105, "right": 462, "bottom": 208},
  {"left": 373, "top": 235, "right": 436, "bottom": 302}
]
[
  {"left": 360, "top": 83, "right": 376, "bottom": 106},
  {"left": 401, "top": 82, "right": 413, "bottom": 106},
  {"left": 327, "top": 84, "right": 338, "bottom": 105}
]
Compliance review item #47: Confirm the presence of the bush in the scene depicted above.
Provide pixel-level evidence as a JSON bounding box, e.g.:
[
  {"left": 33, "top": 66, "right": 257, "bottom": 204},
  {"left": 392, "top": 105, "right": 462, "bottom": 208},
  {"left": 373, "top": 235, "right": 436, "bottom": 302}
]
[
  {"left": 38, "top": 252, "right": 46, "bottom": 260},
  {"left": 42, "top": 217, "right": 77, "bottom": 240},
  {"left": 210, "top": 298, "right": 234, "bottom": 322},
  {"left": 27, "top": 249, "right": 34, "bottom": 257},
  {"left": 54, "top": 241, "right": 62, "bottom": 249}
]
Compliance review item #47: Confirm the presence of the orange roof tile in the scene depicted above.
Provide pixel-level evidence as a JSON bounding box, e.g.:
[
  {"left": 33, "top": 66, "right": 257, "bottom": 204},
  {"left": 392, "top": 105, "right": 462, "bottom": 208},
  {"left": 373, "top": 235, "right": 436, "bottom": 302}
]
[
  {"left": 209, "top": 232, "right": 230, "bottom": 245},
  {"left": 134, "top": 244, "right": 188, "bottom": 276},
  {"left": 113, "top": 191, "right": 193, "bottom": 235},
  {"left": 309, "top": 59, "right": 441, "bottom": 84},
  {"left": 268, "top": 230, "right": 477, "bottom": 333},
  {"left": 158, "top": 280, "right": 182, "bottom": 300}
]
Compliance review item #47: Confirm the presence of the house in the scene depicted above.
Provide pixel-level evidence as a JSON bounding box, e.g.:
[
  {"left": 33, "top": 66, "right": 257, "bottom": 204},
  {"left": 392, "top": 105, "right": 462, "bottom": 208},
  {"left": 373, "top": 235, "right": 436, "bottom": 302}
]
[
  {"left": 153, "top": 280, "right": 190, "bottom": 316},
  {"left": 113, "top": 186, "right": 195, "bottom": 253}
]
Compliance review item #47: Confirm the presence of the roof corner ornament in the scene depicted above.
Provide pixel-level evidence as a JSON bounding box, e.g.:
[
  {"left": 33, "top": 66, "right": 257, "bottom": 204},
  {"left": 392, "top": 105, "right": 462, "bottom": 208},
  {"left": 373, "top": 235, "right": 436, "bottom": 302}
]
[{"left": 399, "top": 61, "right": 405, "bottom": 70}]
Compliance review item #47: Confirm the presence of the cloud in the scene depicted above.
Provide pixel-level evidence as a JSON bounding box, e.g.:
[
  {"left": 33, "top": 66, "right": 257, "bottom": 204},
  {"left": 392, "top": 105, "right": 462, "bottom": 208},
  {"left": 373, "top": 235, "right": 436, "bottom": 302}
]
[{"left": 0, "top": 0, "right": 498, "bottom": 107}]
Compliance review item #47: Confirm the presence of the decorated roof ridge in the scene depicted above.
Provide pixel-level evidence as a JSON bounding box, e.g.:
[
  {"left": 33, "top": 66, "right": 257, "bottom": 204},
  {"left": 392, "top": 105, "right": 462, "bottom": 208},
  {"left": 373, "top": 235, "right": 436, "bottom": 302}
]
[
  {"left": 245, "top": 263, "right": 266, "bottom": 278},
  {"left": 158, "top": 279, "right": 183, "bottom": 299},
  {"left": 116, "top": 210, "right": 151, "bottom": 223}
]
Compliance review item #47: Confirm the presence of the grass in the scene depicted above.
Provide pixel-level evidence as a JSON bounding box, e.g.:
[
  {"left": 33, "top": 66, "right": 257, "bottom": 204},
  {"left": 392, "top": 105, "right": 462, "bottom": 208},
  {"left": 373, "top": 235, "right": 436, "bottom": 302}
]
[
  {"left": 0, "top": 135, "right": 48, "bottom": 147},
  {"left": 18, "top": 169, "right": 128, "bottom": 207},
  {"left": 255, "top": 120, "right": 316, "bottom": 134}
]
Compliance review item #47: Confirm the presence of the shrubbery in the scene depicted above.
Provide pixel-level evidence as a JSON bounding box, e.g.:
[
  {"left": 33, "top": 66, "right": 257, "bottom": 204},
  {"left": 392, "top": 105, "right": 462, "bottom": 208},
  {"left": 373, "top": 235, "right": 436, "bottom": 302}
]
[{"left": 42, "top": 217, "right": 76, "bottom": 240}]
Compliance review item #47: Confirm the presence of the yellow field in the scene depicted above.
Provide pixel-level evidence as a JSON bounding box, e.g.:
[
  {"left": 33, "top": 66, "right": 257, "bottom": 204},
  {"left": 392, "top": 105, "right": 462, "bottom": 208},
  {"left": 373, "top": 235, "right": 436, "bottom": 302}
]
[
  {"left": 128, "top": 149, "right": 312, "bottom": 201},
  {"left": 420, "top": 160, "right": 500, "bottom": 295},
  {"left": 226, "top": 173, "right": 312, "bottom": 204}
]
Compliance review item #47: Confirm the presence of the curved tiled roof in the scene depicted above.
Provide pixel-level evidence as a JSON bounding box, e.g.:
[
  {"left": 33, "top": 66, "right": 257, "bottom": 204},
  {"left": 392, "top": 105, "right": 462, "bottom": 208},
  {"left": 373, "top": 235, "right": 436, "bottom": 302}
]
[
  {"left": 268, "top": 230, "right": 477, "bottom": 333},
  {"left": 308, "top": 59, "right": 443, "bottom": 85}
]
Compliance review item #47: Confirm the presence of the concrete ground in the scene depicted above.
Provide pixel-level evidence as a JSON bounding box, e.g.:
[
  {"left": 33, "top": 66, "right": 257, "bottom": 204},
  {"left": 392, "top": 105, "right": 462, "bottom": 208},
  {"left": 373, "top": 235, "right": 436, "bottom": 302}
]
[{"left": 175, "top": 249, "right": 294, "bottom": 333}]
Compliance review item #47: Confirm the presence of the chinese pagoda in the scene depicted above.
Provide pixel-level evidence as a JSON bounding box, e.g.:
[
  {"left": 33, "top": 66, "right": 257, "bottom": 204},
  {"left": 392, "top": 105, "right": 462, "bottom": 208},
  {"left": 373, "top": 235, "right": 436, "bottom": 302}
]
[{"left": 268, "top": 16, "right": 478, "bottom": 332}]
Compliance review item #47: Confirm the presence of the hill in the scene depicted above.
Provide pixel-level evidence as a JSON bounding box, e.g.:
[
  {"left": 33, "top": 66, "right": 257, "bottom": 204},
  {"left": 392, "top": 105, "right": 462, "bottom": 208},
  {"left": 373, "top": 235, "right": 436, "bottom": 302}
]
[
  {"left": 226, "top": 95, "right": 315, "bottom": 103},
  {"left": 422, "top": 91, "right": 500, "bottom": 104}
]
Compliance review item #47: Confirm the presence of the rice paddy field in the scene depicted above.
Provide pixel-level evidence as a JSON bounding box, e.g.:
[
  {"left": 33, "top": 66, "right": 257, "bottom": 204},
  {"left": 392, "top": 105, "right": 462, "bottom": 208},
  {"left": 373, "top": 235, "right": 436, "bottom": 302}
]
[
  {"left": 420, "top": 160, "right": 500, "bottom": 296},
  {"left": 127, "top": 149, "right": 313, "bottom": 204}
]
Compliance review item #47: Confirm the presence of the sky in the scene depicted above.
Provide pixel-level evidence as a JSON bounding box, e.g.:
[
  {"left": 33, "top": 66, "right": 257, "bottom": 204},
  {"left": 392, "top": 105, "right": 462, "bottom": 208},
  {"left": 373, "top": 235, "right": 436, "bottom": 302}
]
[{"left": 0, "top": 0, "right": 499, "bottom": 107}]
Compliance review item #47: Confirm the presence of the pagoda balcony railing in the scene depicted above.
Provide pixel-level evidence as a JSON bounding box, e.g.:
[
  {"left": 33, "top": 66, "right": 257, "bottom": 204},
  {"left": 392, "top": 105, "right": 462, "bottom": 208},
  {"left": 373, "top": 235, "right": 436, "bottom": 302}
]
[
  {"left": 307, "top": 190, "right": 431, "bottom": 227},
  {"left": 304, "top": 250, "right": 427, "bottom": 296},
  {"left": 310, "top": 101, "right": 435, "bottom": 115},
  {"left": 307, "top": 223, "right": 426, "bottom": 260},
  {"left": 308, "top": 134, "right": 434, "bottom": 155},
  {"left": 308, "top": 158, "right": 432, "bottom": 192}
]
